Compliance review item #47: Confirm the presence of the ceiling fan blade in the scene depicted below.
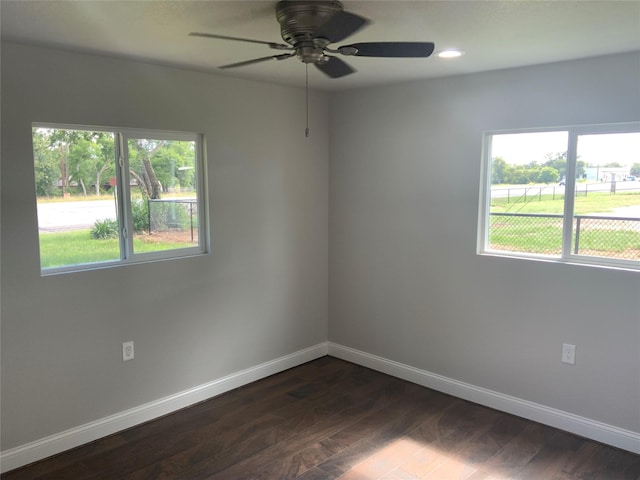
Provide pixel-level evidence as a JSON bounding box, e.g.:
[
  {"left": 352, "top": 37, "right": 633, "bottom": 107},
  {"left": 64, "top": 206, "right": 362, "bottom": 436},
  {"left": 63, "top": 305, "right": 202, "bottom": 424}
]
[
  {"left": 219, "top": 53, "right": 295, "bottom": 69},
  {"left": 313, "top": 11, "right": 369, "bottom": 43},
  {"left": 340, "top": 42, "right": 435, "bottom": 58},
  {"left": 314, "top": 56, "right": 355, "bottom": 79},
  {"left": 189, "top": 32, "right": 292, "bottom": 51}
]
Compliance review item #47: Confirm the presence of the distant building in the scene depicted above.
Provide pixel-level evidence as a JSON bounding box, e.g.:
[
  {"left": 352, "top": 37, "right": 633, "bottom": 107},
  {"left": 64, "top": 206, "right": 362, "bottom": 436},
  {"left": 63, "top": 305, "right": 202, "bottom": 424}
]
[{"left": 584, "top": 166, "right": 630, "bottom": 182}]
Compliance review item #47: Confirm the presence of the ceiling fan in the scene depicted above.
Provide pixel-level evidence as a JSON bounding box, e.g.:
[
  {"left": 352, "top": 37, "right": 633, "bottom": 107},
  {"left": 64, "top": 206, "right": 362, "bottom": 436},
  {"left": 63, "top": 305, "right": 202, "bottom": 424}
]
[{"left": 189, "top": 0, "right": 435, "bottom": 79}]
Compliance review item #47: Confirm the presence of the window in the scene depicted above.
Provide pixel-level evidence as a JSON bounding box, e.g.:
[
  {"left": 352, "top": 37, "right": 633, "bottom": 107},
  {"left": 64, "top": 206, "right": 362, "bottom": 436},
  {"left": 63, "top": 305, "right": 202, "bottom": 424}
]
[
  {"left": 478, "top": 123, "right": 640, "bottom": 270},
  {"left": 32, "top": 124, "right": 206, "bottom": 273}
]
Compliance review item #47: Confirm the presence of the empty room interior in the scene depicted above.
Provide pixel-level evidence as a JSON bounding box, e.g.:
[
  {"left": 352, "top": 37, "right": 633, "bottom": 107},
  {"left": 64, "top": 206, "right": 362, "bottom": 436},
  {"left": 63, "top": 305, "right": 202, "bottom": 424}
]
[{"left": 1, "top": 0, "right": 639, "bottom": 478}]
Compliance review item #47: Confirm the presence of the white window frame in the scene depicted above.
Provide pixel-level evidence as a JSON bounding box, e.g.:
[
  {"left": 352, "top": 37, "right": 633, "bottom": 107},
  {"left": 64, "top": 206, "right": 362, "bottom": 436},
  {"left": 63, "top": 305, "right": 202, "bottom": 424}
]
[
  {"left": 477, "top": 121, "right": 640, "bottom": 271},
  {"left": 33, "top": 123, "right": 208, "bottom": 275}
]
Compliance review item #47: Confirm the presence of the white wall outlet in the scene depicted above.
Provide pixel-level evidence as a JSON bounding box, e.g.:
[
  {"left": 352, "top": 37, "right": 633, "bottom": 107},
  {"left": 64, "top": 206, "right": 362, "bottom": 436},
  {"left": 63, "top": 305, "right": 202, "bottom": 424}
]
[
  {"left": 122, "top": 341, "right": 134, "bottom": 361},
  {"left": 562, "top": 343, "right": 575, "bottom": 365}
]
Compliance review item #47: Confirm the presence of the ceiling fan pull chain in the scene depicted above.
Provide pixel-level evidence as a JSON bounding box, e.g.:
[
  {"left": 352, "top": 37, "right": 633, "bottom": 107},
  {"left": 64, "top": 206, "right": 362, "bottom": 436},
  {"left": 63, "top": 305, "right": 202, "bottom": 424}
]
[{"left": 305, "top": 63, "right": 310, "bottom": 138}]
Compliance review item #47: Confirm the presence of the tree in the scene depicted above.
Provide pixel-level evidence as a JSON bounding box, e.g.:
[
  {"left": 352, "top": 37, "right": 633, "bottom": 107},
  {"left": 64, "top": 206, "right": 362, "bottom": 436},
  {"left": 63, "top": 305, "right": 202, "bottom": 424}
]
[
  {"left": 91, "top": 132, "right": 116, "bottom": 196},
  {"left": 32, "top": 130, "right": 60, "bottom": 197},
  {"left": 34, "top": 129, "right": 194, "bottom": 200},
  {"left": 38, "top": 128, "right": 86, "bottom": 196},
  {"left": 491, "top": 157, "right": 506, "bottom": 184},
  {"left": 35, "top": 128, "right": 116, "bottom": 198},
  {"left": 128, "top": 140, "right": 165, "bottom": 199},
  {"left": 543, "top": 151, "right": 567, "bottom": 180},
  {"left": 47, "top": 129, "right": 80, "bottom": 196},
  {"left": 128, "top": 140, "right": 197, "bottom": 198},
  {"left": 68, "top": 137, "right": 95, "bottom": 196},
  {"left": 152, "top": 141, "right": 196, "bottom": 192},
  {"left": 631, "top": 163, "right": 640, "bottom": 176},
  {"left": 537, "top": 166, "right": 559, "bottom": 184},
  {"left": 503, "top": 164, "right": 531, "bottom": 184}
]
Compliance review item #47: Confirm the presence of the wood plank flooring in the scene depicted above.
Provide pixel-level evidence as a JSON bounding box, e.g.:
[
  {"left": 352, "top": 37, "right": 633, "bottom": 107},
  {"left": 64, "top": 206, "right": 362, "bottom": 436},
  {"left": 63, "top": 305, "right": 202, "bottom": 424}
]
[{"left": 3, "top": 356, "right": 639, "bottom": 479}]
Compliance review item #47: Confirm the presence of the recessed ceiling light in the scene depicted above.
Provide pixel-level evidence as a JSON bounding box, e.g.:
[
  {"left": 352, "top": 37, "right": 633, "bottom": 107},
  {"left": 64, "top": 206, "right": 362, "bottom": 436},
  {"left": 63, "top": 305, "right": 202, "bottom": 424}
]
[{"left": 437, "top": 49, "right": 464, "bottom": 59}]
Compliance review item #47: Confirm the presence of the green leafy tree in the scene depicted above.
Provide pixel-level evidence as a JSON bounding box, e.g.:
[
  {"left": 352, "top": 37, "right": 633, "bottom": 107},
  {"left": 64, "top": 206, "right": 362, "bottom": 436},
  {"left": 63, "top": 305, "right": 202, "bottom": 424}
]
[
  {"left": 503, "top": 165, "right": 531, "bottom": 184},
  {"left": 51, "top": 129, "right": 102, "bottom": 195},
  {"left": 61, "top": 131, "right": 115, "bottom": 197},
  {"left": 630, "top": 163, "right": 640, "bottom": 176},
  {"left": 48, "top": 129, "right": 79, "bottom": 196},
  {"left": 543, "top": 152, "right": 567, "bottom": 180},
  {"left": 537, "top": 166, "right": 560, "bottom": 184},
  {"left": 491, "top": 157, "right": 506, "bottom": 184},
  {"left": 128, "top": 140, "right": 165, "bottom": 199},
  {"left": 32, "top": 130, "right": 60, "bottom": 197},
  {"left": 68, "top": 137, "right": 94, "bottom": 196},
  {"left": 92, "top": 133, "right": 116, "bottom": 195},
  {"left": 150, "top": 141, "right": 196, "bottom": 193},
  {"left": 542, "top": 151, "right": 584, "bottom": 181},
  {"left": 129, "top": 140, "right": 197, "bottom": 198},
  {"left": 493, "top": 150, "right": 580, "bottom": 186},
  {"left": 34, "top": 128, "right": 115, "bottom": 198}
]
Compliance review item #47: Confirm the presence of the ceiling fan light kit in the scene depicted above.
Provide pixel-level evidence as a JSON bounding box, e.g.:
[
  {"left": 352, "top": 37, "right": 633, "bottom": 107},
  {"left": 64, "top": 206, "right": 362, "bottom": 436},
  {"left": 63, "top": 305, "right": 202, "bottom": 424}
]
[{"left": 189, "top": 0, "right": 436, "bottom": 79}]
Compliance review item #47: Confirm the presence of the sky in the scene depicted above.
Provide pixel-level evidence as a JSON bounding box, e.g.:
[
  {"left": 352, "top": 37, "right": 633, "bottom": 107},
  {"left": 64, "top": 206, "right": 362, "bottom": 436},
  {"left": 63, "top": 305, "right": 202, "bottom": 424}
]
[{"left": 490, "top": 131, "right": 640, "bottom": 167}]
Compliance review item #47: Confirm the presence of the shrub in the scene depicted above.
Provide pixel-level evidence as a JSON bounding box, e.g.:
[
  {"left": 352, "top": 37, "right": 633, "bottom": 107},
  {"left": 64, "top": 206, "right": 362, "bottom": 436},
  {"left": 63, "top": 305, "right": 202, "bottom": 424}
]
[
  {"left": 131, "top": 199, "right": 149, "bottom": 234},
  {"left": 148, "top": 200, "right": 193, "bottom": 232},
  {"left": 91, "top": 218, "right": 119, "bottom": 239}
]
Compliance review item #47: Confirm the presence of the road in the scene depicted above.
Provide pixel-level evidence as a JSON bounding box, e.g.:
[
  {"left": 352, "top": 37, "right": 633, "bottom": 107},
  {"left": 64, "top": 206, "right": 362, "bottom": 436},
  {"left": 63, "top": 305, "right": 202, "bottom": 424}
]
[
  {"left": 37, "top": 183, "right": 640, "bottom": 233},
  {"left": 37, "top": 199, "right": 117, "bottom": 232},
  {"left": 490, "top": 181, "right": 640, "bottom": 199}
]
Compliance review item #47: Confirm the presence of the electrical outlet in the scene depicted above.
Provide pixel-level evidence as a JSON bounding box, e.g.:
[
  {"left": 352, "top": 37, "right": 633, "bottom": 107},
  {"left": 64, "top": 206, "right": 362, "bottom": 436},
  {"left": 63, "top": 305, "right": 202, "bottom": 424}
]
[
  {"left": 122, "top": 341, "right": 134, "bottom": 361},
  {"left": 562, "top": 343, "right": 575, "bottom": 365}
]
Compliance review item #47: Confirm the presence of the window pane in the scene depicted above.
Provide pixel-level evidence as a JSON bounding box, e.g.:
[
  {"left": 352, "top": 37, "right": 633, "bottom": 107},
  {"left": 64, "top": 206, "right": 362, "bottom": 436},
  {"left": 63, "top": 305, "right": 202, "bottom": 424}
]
[
  {"left": 487, "top": 131, "right": 568, "bottom": 256},
  {"left": 127, "top": 138, "right": 200, "bottom": 255},
  {"left": 33, "top": 127, "right": 119, "bottom": 269},
  {"left": 572, "top": 133, "right": 640, "bottom": 261}
]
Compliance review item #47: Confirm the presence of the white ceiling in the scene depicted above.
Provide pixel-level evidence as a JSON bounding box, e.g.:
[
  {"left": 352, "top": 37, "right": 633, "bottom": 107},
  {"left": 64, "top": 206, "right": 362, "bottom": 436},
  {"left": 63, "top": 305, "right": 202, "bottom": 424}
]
[{"left": 2, "top": 0, "right": 639, "bottom": 91}]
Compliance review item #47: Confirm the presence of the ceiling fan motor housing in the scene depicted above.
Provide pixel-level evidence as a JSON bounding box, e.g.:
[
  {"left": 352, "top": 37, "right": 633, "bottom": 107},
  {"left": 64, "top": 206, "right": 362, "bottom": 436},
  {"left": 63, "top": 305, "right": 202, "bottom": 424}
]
[{"left": 276, "top": 0, "right": 343, "bottom": 63}]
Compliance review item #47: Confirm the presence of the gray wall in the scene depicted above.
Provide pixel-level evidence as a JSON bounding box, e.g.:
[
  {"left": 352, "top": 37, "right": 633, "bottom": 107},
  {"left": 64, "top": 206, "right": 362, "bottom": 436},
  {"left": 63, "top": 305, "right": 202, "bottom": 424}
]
[
  {"left": 2, "top": 41, "right": 639, "bottom": 454},
  {"left": 1, "top": 43, "right": 329, "bottom": 450},
  {"left": 329, "top": 52, "right": 640, "bottom": 433}
]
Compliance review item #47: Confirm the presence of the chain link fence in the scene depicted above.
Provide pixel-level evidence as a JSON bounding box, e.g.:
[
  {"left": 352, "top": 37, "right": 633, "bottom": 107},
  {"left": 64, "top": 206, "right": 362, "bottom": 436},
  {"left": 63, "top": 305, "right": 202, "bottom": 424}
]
[
  {"left": 148, "top": 198, "right": 198, "bottom": 242},
  {"left": 572, "top": 215, "right": 640, "bottom": 259},
  {"left": 491, "top": 182, "right": 640, "bottom": 204},
  {"left": 489, "top": 213, "right": 640, "bottom": 260}
]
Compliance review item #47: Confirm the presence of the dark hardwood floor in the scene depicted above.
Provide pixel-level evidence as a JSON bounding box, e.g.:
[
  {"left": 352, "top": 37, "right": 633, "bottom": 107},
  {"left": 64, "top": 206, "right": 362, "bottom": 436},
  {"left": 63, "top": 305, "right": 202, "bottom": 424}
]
[{"left": 3, "top": 357, "right": 639, "bottom": 479}]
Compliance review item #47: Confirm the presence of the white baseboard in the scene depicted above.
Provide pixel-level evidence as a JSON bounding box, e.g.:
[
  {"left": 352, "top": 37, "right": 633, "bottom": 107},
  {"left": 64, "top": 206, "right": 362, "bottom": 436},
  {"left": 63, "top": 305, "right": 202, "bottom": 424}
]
[
  {"left": 328, "top": 342, "right": 640, "bottom": 455},
  {"left": 4, "top": 341, "right": 637, "bottom": 473},
  {"left": 0, "top": 342, "right": 329, "bottom": 473}
]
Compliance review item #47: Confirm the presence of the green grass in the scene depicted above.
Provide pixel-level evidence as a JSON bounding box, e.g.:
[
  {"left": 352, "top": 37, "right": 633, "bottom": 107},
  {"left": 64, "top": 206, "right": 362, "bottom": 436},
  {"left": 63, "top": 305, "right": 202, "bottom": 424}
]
[
  {"left": 491, "top": 190, "right": 640, "bottom": 215},
  {"left": 575, "top": 229, "right": 640, "bottom": 253},
  {"left": 39, "top": 230, "right": 194, "bottom": 269},
  {"left": 489, "top": 190, "right": 640, "bottom": 257},
  {"left": 489, "top": 217, "right": 563, "bottom": 254},
  {"left": 488, "top": 215, "right": 640, "bottom": 257}
]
